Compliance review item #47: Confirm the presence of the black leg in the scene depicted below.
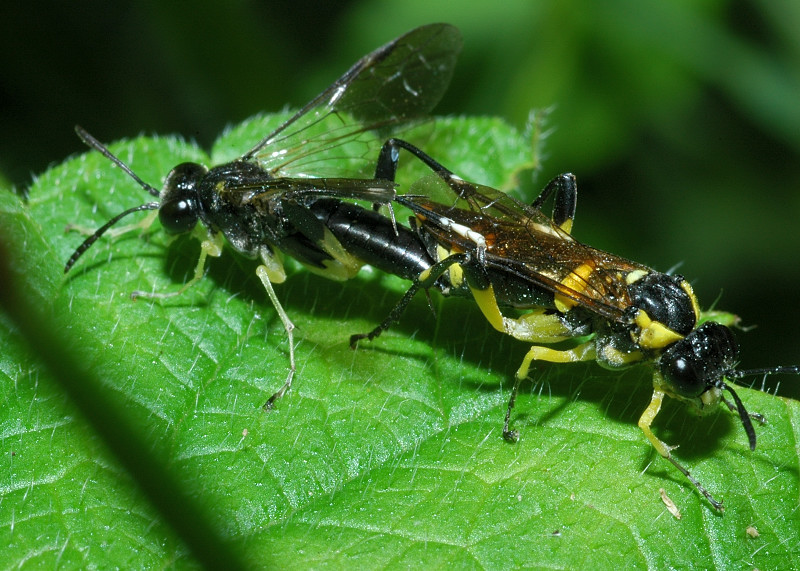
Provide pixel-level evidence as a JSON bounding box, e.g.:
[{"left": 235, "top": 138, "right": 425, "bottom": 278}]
[
  {"left": 374, "top": 138, "right": 455, "bottom": 182},
  {"left": 503, "top": 376, "right": 522, "bottom": 442},
  {"left": 530, "top": 173, "right": 578, "bottom": 233},
  {"left": 350, "top": 252, "right": 470, "bottom": 347}
]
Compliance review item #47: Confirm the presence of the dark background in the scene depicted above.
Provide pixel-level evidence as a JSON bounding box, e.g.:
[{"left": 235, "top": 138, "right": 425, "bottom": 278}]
[{"left": 3, "top": 1, "right": 799, "bottom": 398}]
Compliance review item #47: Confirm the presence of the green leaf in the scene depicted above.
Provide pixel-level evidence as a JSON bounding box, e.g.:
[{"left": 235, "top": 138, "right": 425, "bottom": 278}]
[{"left": 2, "top": 115, "right": 798, "bottom": 568}]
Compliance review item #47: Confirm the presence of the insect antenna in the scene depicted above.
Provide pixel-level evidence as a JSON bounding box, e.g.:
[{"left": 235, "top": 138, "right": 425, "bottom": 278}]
[
  {"left": 64, "top": 202, "right": 160, "bottom": 273},
  {"left": 74, "top": 126, "right": 160, "bottom": 197},
  {"left": 728, "top": 365, "right": 800, "bottom": 378},
  {"left": 65, "top": 126, "right": 163, "bottom": 272},
  {"left": 718, "top": 381, "right": 757, "bottom": 451},
  {"left": 720, "top": 364, "right": 800, "bottom": 451}
]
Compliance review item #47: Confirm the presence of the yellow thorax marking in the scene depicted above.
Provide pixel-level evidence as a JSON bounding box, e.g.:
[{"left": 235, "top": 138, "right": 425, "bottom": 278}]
[
  {"left": 680, "top": 279, "right": 701, "bottom": 322},
  {"left": 634, "top": 309, "right": 684, "bottom": 349}
]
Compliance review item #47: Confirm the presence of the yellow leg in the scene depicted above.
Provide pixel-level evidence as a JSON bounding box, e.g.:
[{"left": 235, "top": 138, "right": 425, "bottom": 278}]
[
  {"left": 638, "top": 389, "right": 674, "bottom": 458},
  {"left": 131, "top": 232, "right": 223, "bottom": 300},
  {"left": 515, "top": 342, "right": 597, "bottom": 381},
  {"left": 470, "top": 286, "right": 579, "bottom": 344},
  {"left": 638, "top": 388, "right": 724, "bottom": 511},
  {"left": 256, "top": 265, "right": 296, "bottom": 409},
  {"left": 504, "top": 341, "right": 597, "bottom": 442},
  {"left": 470, "top": 284, "right": 505, "bottom": 332}
]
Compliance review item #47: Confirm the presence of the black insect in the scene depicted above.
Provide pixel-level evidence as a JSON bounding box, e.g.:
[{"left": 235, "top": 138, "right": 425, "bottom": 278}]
[
  {"left": 64, "top": 23, "right": 462, "bottom": 405},
  {"left": 345, "top": 139, "right": 800, "bottom": 511}
]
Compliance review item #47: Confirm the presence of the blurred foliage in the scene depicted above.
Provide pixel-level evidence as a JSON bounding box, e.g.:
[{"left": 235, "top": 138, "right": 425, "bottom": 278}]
[{"left": 2, "top": 2, "right": 798, "bottom": 385}]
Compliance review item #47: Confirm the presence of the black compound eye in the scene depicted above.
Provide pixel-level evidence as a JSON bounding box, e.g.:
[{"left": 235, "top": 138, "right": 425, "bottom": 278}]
[
  {"left": 158, "top": 162, "right": 207, "bottom": 235},
  {"left": 159, "top": 197, "right": 198, "bottom": 234},
  {"left": 658, "top": 322, "right": 739, "bottom": 398},
  {"left": 660, "top": 352, "right": 706, "bottom": 397}
]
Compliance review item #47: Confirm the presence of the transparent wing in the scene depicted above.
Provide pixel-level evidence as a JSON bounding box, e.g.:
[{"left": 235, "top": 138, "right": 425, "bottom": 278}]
[
  {"left": 228, "top": 177, "right": 399, "bottom": 209},
  {"left": 404, "top": 173, "right": 649, "bottom": 321},
  {"left": 241, "top": 23, "right": 462, "bottom": 180},
  {"left": 407, "top": 171, "right": 555, "bottom": 226}
]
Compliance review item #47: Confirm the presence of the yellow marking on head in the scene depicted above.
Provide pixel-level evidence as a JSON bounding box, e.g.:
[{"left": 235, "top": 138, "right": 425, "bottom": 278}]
[
  {"left": 699, "top": 386, "right": 722, "bottom": 411},
  {"left": 554, "top": 262, "right": 595, "bottom": 313},
  {"left": 559, "top": 218, "right": 574, "bottom": 234}
]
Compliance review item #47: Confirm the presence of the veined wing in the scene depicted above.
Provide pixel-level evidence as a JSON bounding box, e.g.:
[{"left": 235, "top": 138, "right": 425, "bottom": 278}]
[
  {"left": 219, "top": 175, "right": 398, "bottom": 209},
  {"left": 403, "top": 173, "right": 650, "bottom": 322},
  {"left": 240, "top": 24, "right": 462, "bottom": 181}
]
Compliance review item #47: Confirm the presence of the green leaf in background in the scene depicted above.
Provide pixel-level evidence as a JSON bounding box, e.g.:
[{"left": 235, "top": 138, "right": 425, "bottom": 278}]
[{"left": 1, "top": 116, "right": 798, "bottom": 568}]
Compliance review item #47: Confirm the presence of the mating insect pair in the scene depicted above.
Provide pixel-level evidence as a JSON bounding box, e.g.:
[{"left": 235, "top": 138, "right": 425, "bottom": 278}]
[{"left": 64, "top": 23, "right": 798, "bottom": 511}]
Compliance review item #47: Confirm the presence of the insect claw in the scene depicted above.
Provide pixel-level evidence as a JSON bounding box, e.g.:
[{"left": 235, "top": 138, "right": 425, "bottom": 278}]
[{"left": 503, "top": 428, "right": 520, "bottom": 443}]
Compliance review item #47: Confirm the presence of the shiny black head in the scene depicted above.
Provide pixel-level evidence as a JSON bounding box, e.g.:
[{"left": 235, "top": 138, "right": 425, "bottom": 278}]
[
  {"left": 158, "top": 162, "right": 208, "bottom": 235},
  {"left": 64, "top": 126, "right": 206, "bottom": 273},
  {"left": 658, "top": 322, "right": 738, "bottom": 399},
  {"left": 658, "top": 321, "right": 800, "bottom": 451}
]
